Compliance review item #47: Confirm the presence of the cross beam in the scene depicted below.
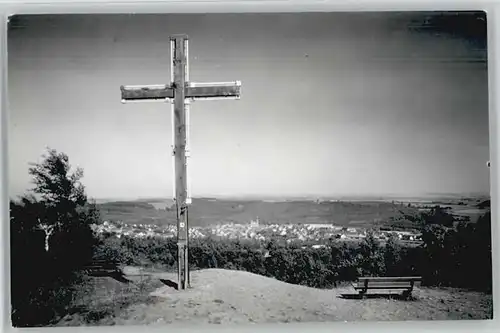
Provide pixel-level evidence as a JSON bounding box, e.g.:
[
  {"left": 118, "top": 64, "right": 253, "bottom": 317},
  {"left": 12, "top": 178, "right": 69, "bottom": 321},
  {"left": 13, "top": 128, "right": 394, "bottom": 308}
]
[
  {"left": 119, "top": 34, "right": 241, "bottom": 291},
  {"left": 121, "top": 82, "right": 241, "bottom": 101}
]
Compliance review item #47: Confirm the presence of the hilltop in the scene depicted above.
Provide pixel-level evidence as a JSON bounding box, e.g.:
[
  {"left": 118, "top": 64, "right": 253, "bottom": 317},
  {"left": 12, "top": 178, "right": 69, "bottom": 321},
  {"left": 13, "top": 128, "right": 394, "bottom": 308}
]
[{"left": 58, "top": 268, "right": 493, "bottom": 326}]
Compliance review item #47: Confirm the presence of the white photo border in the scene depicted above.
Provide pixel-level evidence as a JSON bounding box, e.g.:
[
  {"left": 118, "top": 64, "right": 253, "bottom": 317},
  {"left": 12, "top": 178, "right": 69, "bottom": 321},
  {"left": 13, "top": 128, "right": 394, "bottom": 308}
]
[{"left": 0, "top": 1, "right": 498, "bottom": 333}]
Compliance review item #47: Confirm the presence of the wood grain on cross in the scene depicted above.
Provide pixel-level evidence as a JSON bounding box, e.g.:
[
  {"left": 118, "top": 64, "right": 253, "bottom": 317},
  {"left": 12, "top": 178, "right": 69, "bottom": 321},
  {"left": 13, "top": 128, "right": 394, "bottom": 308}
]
[{"left": 119, "top": 35, "right": 241, "bottom": 290}]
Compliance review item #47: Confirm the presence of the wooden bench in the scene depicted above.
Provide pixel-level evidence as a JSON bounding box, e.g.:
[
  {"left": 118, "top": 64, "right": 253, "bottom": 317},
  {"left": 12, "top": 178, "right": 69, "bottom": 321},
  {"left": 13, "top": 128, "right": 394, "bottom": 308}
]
[
  {"left": 352, "top": 276, "right": 422, "bottom": 297},
  {"left": 84, "top": 259, "right": 121, "bottom": 276}
]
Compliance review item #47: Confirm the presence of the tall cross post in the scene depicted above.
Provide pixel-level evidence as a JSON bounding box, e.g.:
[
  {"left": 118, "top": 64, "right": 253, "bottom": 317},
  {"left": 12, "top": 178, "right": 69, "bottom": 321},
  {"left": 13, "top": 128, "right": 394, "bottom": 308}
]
[{"left": 119, "top": 34, "right": 241, "bottom": 290}]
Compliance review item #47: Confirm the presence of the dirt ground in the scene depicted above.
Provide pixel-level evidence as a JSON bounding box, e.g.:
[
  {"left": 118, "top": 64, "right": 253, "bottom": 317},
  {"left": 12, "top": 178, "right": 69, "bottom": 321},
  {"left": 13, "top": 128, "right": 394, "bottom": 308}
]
[{"left": 56, "top": 267, "right": 493, "bottom": 326}]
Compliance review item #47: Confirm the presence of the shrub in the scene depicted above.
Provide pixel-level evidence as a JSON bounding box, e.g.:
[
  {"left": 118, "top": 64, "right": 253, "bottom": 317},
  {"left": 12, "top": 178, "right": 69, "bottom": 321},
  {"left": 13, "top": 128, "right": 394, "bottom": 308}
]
[{"left": 10, "top": 149, "right": 101, "bottom": 327}]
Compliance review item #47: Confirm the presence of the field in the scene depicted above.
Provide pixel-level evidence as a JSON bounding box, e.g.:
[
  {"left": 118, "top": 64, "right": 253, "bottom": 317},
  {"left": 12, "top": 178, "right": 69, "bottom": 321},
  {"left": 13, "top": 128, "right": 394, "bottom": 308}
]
[
  {"left": 56, "top": 268, "right": 493, "bottom": 326},
  {"left": 96, "top": 196, "right": 490, "bottom": 229}
]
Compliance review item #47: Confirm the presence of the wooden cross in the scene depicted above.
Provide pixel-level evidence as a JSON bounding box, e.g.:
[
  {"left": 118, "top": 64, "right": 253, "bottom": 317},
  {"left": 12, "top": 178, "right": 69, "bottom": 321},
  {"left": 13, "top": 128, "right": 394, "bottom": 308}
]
[{"left": 120, "top": 34, "right": 241, "bottom": 290}]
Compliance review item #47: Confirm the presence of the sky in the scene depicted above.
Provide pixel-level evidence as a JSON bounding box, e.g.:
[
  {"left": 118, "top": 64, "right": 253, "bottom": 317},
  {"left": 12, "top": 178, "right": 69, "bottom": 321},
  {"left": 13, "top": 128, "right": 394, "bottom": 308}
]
[{"left": 7, "top": 12, "right": 490, "bottom": 200}]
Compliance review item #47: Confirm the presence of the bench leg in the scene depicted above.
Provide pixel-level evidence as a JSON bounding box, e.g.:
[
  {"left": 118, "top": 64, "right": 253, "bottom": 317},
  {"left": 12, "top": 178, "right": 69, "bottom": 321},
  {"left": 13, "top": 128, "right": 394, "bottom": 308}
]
[
  {"left": 402, "top": 289, "right": 412, "bottom": 299},
  {"left": 360, "top": 280, "right": 368, "bottom": 299},
  {"left": 404, "top": 280, "right": 415, "bottom": 299}
]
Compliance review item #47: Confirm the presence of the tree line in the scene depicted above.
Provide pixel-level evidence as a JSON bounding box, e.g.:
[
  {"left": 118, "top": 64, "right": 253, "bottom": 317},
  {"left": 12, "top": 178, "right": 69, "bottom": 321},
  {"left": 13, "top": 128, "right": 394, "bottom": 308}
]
[{"left": 97, "top": 212, "right": 491, "bottom": 292}]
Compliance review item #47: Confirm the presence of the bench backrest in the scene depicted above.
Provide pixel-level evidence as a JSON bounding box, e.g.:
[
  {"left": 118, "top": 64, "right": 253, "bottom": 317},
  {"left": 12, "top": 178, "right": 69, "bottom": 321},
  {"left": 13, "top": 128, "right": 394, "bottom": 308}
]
[
  {"left": 85, "top": 259, "right": 120, "bottom": 271},
  {"left": 355, "top": 276, "right": 422, "bottom": 288}
]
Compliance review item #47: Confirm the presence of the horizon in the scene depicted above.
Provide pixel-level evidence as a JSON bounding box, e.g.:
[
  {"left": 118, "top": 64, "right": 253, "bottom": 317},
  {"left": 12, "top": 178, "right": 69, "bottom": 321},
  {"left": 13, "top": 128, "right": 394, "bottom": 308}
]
[
  {"left": 11, "top": 171, "right": 490, "bottom": 202},
  {"left": 8, "top": 12, "right": 490, "bottom": 199},
  {"left": 88, "top": 191, "right": 490, "bottom": 203},
  {"left": 11, "top": 176, "right": 489, "bottom": 203}
]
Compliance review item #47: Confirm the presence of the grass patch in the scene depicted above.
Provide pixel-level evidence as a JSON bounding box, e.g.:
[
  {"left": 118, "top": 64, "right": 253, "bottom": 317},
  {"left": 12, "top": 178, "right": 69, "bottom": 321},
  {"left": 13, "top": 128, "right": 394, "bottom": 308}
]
[{"left": 57, "top": 274, "right": 164, "bottom": 326}]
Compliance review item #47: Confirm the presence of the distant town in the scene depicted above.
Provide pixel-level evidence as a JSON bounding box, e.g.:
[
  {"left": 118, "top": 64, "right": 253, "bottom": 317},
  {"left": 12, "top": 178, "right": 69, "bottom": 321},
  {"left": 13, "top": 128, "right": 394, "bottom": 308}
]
[{"left": 91, "top": 217, "right": 423, "bottom": 246}]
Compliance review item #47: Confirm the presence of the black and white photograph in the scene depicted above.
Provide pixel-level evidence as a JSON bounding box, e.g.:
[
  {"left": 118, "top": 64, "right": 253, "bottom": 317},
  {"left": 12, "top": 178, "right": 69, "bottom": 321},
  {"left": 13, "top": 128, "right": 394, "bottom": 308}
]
[{"left": 7, "top": 11, "right": 492, "bottom": 327}]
